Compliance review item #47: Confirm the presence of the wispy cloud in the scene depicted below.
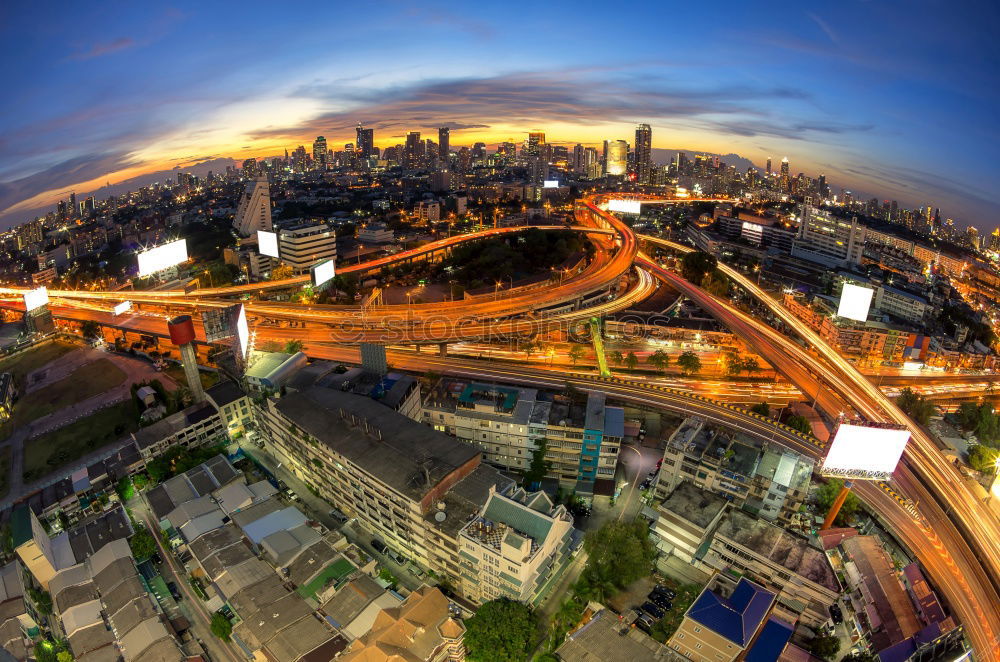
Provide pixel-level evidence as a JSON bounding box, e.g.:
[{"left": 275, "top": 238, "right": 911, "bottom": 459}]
[{"left": 70, "top": 37, "right": 136, "bottom": 60}]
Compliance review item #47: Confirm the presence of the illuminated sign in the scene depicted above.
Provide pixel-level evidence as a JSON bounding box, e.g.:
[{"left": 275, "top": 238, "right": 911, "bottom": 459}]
[
  {"left": 837, "top": 283, "right": 874, "bottom": 322},
  {"left": 23, "top": 287, "right": 49, "bottom": 312},
  {"left": 821, "top": 424, "right": 909, "bottom": 481},
  {"left": 257, "top": 230, "right": 279, "bottom": 258},
  {"left": 311, "top": 259, "right": 335, "bottom": 289},
  {"left": 113, "top": 301, "right": 132, "bottom": 316},
  {"left": 235, "top": 304, "right": 249, "bottom": 360},
  {"left": 543, "top": 180, "right": 559, "bottom": 188},
  {"left": 607, "top": 199, "right": 641, "bottom": 214},
  {"left": 137, "top": 239, "right": 188, "bottom": 277}
]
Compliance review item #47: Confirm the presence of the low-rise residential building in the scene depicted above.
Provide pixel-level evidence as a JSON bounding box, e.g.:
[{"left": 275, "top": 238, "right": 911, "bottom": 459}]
[
  {"left": 654, "top": 419, "right": 812, "bottom": 525},
  {"left": 132, "top": 401, "right": 227, "bottom": 462},
  {"left": 555, "top": 606, "right": 671, "bottom": 662},
  {"left": 357, "top": 223, "right": 394, "bottom": 244},
  {"left": 259, "top": 386, "right": 515, "bottom": 601},
  {"left": 0, "top": 562, "right": 34, "bottom": 660},
  {"left": 205, "top": 380, "right": 253, "bottom": 438},
  {"left": 340, "top": 585, "right": 466, "bottom": 662},
  {"left": 700, "top": 510, "right": 841, "bottom": 628},
  {"left": 457, "top": 487, "right": 574, "bottom": 605},
  {"left": 652, "top": 482, "right": 729, "bottom": 563},
  {"left": 244, "top": 350, "right": 308, "bottom": 393},
  {"left": 668, "top": 577, "right": 791, "bottom": 662},
  {"left": 423, "top": 381, "right": 623, "bottom": 497}
]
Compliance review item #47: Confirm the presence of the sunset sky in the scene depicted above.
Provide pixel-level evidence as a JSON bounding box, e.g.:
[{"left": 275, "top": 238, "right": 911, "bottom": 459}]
[{"left": 0, "top": 0, "right": 996, "bottom": 228}]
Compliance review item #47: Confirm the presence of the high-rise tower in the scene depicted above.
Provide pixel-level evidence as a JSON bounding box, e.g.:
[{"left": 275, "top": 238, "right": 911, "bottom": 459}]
[
  {"left": 634, "top": 124, "right": 652, "bottom": 184},
  {"left": 356, "top": 124, "right": 374, "bottom": 158},
  {"left": 312, "top": 136, "right": 328, "bottom": 168},
  {"left": 438, "top": 127, "right": 450, "bottom": 163}
]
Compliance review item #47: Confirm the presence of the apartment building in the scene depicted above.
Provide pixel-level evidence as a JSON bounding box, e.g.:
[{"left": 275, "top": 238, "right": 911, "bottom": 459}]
[
  {"left": 422, "top": 380, "right": 623, "bottom": 497},
  {"left": 700, "top": 509, "right": 841, "bottom": 628},
  {"left": 457, "top": 487, "right": 574, "bottom": 606},
  {"left": 652, "top": 482, "right": 729, "bottom": 563},
  {"left": 653, "top": 419, "right": 813, "bottom": 525},
  {"left": 259, "top": 386, "right": 516, "bottom": 598},
  {"left": 233, "top": 177, "right": 272, "bottom": 237},
  {"left": 668, "top": 577, "right": 791, "bottom": 662},
  {"left": 132, "top": 400, "right": 227, "bottom": 462},
  {"left": 791, "top": 204, "right": 866, "bottom": 268}
]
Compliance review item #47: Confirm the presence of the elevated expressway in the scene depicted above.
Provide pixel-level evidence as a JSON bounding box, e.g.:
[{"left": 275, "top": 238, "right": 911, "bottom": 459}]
[
  {"left": 640, "top": 236, "right": 1000, "bottom": 660},
  {"left": 2, "top": 194, "right": 998, "bottom": 657}
]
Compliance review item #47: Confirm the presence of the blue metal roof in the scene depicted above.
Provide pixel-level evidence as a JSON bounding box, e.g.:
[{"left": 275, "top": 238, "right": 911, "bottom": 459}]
[
  {"left": 745, "top": 617, "right": 794, "bottom": 662},
  {"left": 688, "top": 578, "right": 776, "bottom": 647}
]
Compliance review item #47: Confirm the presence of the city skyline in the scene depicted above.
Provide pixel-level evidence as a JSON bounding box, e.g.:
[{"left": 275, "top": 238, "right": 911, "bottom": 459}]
[{"left": 0, "top": 1, "right": 996, "bottom": 228}]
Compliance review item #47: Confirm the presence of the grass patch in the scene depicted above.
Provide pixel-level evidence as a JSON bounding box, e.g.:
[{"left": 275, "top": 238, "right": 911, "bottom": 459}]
[
  {"left": 0, "top": 445, "right": 10, "bottom": 499},
  {"left": 23, "top": 400, "right": 138, "bottom": 482},
  {"left": 0, "top": 341, "right": 75, "bottom": 388},
  {"left": 296, "top": 558, "right": 356, "bottom": 600},
  {"left": 11, "top": 358, "right": 126, "bottom": 427},
  {"left": 163, "top": 363, "right": 219, "bottom": 391}
]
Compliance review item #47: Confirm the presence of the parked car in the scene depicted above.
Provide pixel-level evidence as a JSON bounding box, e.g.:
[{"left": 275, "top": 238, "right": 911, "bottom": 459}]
[
  {"left": 166, "top": 582, "right": 182, "bottom": 601},
  {"left": 388, "top": 550, "right": 407, "bottom": 565},
  {"left": 641, "top": 602, "right": 665, "bottom": 619},
  {"left": 648, "top": 591, "right": 672, "bottom": 609},
  {"left": 634, "top": 612, "right": 655, "bottom": 632},
  {"left": 371, "top": 539, "right": 387, "bottom": 554},
  {"left": 653, "top": 585, "right": 676, "bottom": 600}
]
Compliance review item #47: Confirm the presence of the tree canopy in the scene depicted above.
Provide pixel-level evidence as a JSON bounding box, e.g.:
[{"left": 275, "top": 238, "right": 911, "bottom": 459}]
[
  {"left": 676, "top": 351, "right": 702, "bottom": 375},
  {"left": 815, "top": 479, "right": 862, "bottom": 527},
  {"left": 464, "top": 598, "right": 536, "bottom": 662},
  {"left": 128, "top": 528, "right": 157, "bottom": 562},
  {"left": 680, "top": 251, "right": 718, "bottom": 283},
  {"left": 582, "top": 521, "right": 656, "bottom": 593},
  {"left": 968, "top": 444, "right": 999, "bottom": 473},
  {"left": 211, "top": 612, "right": 233, "bottom": 641},
  {"left": 896, "top": 387, "right": 938, "bottom": 426},
  {"left": 810, "top": 635, "right": 842, "bottom": 661},
  {"left": 785, "top": 414, "right": 812, "bottom": 435}
]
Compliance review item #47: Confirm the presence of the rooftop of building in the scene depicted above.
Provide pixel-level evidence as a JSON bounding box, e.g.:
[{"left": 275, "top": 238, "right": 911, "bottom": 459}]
[
  {"left": 555, "top": 607, "right": 670, "bottom": 662},
  {"left": 716, "top": 510, "right": 840, "bottom": 592},
  {"left": 461, "top": 488, "right": 569, "bottom": 559},
  {"left": 145, "top": 455, "right": 240, "bottom": 520},
  {"left": 422, "top": 462, "right": 515, "bottom": 539},
  {"left": 275, "top": 388, "right": 482, "bottom": 504},
  {"left": 132, "top": 401, "right": 219, "bottom": 451},
  {"left": 660, "top": 482, "right": 730, "bottom": 529},
  {"left": 688, "top": 578, "right": 776, "bottom": 647},
  {"left": 205, "top": 380, "right": 246, "bottom": 407}
]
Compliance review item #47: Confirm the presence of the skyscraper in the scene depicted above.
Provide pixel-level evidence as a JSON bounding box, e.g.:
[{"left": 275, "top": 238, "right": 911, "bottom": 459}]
[
  {"left": 405, "top": 132, "right": 423, "bottom": 169},
  {"left": 438, "top": 127, "right": 450, "bottom": 163},
  {"left": 765, "top": 157, "right": 771, "bottom": 176},
  {"left": 312, "top": 136, "right": 328, "bottom": 168},
  {"left": 605, "top": 140, "right": 628, "bottom": 176},
  {"left": 634, "top": 124, "right": 652, "bottom": 184},
  {"left": 242, "top": 158, "right": 258, "bottom": 178},
  {"left": 526, "top": 131, "right": 545, "bottom": 157},
  {"left": 233, "top": 177, "right": 272, "bottom": 238},
  {"left": 779, "top": 157, "right": 790, "bottom": 191},
  {"left": 356, "top": 124, "right": 374, "bottom": 158},
  {"left": 572, "top": 144, "right": 585, "bottom": 174}
]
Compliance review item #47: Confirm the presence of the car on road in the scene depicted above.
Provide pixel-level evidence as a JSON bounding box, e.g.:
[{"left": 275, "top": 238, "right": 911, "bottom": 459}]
[
  {"left": 166, "top": 582, "right": 182, "bottom": 601},
  {"left": 640, "top": 478, "right": 652, "bottom": 490},
  {"left": 371, "top": 539, "right": 387, "bottom": 554},
  {"left": 387, "top": 550, "right": 407, "bottom": 565}
]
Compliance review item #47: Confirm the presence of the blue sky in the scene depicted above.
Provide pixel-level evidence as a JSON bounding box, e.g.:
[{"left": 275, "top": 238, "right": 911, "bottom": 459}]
[{"left": 0, "top": 0, "right": 996, "bottom": 228}]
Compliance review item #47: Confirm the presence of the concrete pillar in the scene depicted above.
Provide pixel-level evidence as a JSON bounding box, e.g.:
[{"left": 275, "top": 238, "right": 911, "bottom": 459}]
[{"left": 438, "top": 343, "right": 448, "bottom": 357}]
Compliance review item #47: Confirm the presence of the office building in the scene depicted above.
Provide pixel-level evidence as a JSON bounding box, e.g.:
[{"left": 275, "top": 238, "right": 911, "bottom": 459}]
[
  {"left": 422, "top": 381, "right": 623, "bottom": 497},
  {"left": 258, "top": 387, "right": 516, "bottom": 599},
  {"left": 416, "top": 200, "right": 441, "bottom": 223},
  {"left": 669, "top": 578, "right": 791, "bottom": 662},
  {"left": 233, "top": 177, "right": 272, "bottom": 237},
  {"left": 356, "top": 124, "right": 374, "bottom": 158},
  {"left": 357, "top": 222, "right": 394, "bottom": 244},
  {"left": 277, "top": 221, "right": 337, "bottom": 273},
  {"left": 791, "top": 203, "right": 866, "bottom": 268},
  {"left": 438, "top": 127, "right": 450, "bottom": 163},
  {"left": 652, "top": 482, "right": 729, "bottom": 563},
  {"left": 526, "top": 131, "right": 545, "bottom": 157},
  {"left": 605, "top": 140, "right": 628, "bottom": 176},
  {"left": 313, "top": 135, "right": 328, "bottom": 167},
  {"left": 634, "top": 124, "right": 652, "bottom": 184},
  {"left": 457, "top": 487, "right": 574, "bottom": 605},
  {"left": 406, "top": 131, "right": 424, "bottom": 169}
]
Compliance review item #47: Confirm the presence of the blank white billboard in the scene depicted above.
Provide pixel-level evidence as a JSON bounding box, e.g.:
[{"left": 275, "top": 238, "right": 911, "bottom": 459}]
[
  {"left": 608, "top": 199, "right": 641, "bottom": 214},
  {"left": 257, "top": 230, "right": 279, "bottom": 258},
  {"left": 311, "top": 259, "right": 335, "bottom": 288},
  {"left": 543, "top": 180, "right": 559, "bottom": 188},
  {"left": 23, "top": 287, "right": 49, "bottom": 312},
  {"left": 821, "top": 423, "right": 910, "bottom": 480},
  {"left": 235, "top": 304, "right": 249, "bottom": 359},
  {"left": 113, "top": 301, "right": 132, "bottom": 316},
  {"left": 837, "top": 282, "right": 874, "bottom": 322},
  {"left": 137, "top": 239, "right": 188, "bottom": 277}
]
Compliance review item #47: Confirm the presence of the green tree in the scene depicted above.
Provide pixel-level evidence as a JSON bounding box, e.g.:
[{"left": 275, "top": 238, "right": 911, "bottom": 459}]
[
  {"left": 676, "top": 351, "right": 701, "bottom": 375},
  {"left": 523, "top": 440, "right": 552, "bottom": 489},
  {"left": 568, "top": 344, "right": 585, "bottom": 365},
  {"left": 750, "top": 402, "right": 770, "bottom": 417},
  {"left": 815, "top": 479, "right": 862, "bottom": 527},
  {"left": 57, "top": 651, "right": 74, "bottom": 662},
  {"left": 464, "top": 598, "right": 536, "bottom": 662},
  {"left": 968, "top": 444, "right": 999, "bottom": 473},
  {"left": 681, "top": 251, "right": 717, "bottom": 283},
  {"left": 624, "top": 351, "right": 639, "bottom": 370},
  {"left": 742, "top": 357, "right": 761, "bottom": 375},
  {"left": 583, "top": 521, "right": 656, "bottom": 591},
  {"left": 210, "top": 612, "right": 233, "bottom": 641},
  {"left": 785, "top": 414, "right": 812, "bottom": 435},
  {"left": 80, "top": 320, "right": 100, "bottom": 340},
  {"left": 896, "top": 387, "right": 937, "bottom": 426},
  {"left": 28, "top": 587, "right": 52, "bottom": 616},
  {"left": 610, "top": 350, "right": 624, "bottom": 365},
  {"left": 647, "top": 349, "right": 670, "bottom": 374},
  {"left": 129, "top": 528, "right": 157, "bottom": 562},
  {"left": 842, "top": 652, "right": 877, "bottom": 662},
  {"left": 284, "top": 339, "right": 304, "bottom": 353},
  {"left": 810, "top": 635, "right": 842, "bottom": 661},
  {"left": 701, "top": 270, "right": 729, "bottom": 297}
]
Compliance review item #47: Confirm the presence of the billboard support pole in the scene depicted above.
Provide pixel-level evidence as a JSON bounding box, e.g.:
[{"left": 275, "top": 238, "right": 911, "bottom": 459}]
[{"left": 822, "top": 480, "right": 854, "bottom": 530}]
